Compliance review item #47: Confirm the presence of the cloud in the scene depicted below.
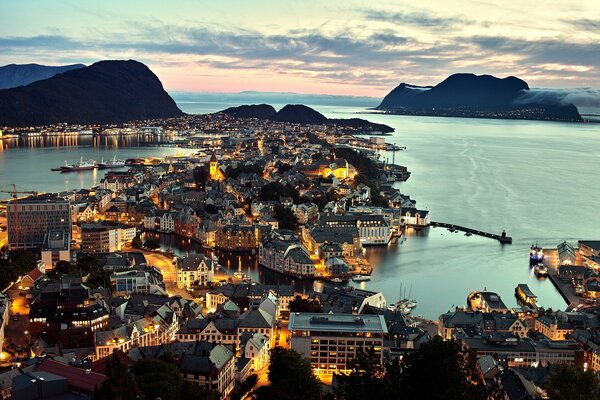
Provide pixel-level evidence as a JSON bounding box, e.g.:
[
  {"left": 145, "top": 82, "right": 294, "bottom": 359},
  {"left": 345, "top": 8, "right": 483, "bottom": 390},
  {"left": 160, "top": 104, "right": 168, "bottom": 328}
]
[
  {"left": 514, "top": 88, "right": 600, "bottom": 107},
  {"left": 362, "top": 9, "right": 468, "bottom": 29}
]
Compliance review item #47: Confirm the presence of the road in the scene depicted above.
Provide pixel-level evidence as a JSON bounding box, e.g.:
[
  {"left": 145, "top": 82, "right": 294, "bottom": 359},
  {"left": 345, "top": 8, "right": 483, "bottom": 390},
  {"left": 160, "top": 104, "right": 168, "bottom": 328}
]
[
  {"left": 123, "top": 247, "right": 192, "bottom": 299},
  {"left": 4, "top": 287, "right": 32, "bottom": 360}
]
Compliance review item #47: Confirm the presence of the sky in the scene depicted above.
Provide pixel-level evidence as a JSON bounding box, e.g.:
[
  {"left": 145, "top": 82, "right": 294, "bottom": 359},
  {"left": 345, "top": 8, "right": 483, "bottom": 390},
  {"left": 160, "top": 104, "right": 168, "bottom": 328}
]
[{"left": 1, "top": 0, "right": 599, "bottom": 96}]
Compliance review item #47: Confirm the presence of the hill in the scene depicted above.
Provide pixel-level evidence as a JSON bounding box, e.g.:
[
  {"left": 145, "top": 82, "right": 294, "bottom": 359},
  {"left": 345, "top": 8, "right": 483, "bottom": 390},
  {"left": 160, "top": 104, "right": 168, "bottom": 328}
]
[
  {"left": 0, "top": 60, "right": 183, "bottom": 127},
  {"left": 377, "top": 73, "right": 582, "bottom": 122},
  {"left": 0, "top": 63, "right": 85, "bottom": 89},
  {"left": 221, "top": 103, "right": 393, "bottom": 133}
]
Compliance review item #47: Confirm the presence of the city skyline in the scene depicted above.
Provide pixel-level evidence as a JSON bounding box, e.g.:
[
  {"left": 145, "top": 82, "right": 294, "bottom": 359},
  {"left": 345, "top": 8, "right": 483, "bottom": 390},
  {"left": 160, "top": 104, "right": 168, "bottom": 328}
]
[{"left": 1, "top": 0, "right": 599, "bottom": 96}]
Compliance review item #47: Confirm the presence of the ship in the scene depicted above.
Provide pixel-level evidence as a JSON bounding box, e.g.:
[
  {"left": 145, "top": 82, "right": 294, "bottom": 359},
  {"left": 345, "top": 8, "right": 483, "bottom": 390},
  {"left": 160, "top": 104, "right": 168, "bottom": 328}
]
[
  {"left": 97, "top": 155, "right": 126, "bottom": 169},
  {"left": 529, "top": 244, "right": 544, "bottom": 266},
  {"left": 534, "top": 263, "right": 548, "bottom": 277},
  {"left": 60, "top": 157, "right": 97, "bottom": 172},
  {"left": 351, "top": 274, "right": 371, "bottom": 282}
]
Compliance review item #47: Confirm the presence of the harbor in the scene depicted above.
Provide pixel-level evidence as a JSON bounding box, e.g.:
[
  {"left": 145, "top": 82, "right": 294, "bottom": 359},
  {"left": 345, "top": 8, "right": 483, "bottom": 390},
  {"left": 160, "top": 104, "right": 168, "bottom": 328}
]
[{"left": 429, "top": 221, "right": 512, "bottom": 244}]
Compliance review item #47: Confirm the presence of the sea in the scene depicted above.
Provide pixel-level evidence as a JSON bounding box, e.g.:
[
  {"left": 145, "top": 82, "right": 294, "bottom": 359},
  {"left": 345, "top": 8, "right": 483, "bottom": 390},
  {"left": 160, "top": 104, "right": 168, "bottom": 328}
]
[{"left": 1, "top": 94, "right": 599, "bottom": 319}]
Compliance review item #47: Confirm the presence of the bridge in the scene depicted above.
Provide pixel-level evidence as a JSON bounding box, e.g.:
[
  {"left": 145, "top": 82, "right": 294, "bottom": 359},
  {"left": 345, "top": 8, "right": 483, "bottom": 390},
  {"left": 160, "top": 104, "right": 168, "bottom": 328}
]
[{"left": 430, "top": 221, "right": 512, "bottom": 244}]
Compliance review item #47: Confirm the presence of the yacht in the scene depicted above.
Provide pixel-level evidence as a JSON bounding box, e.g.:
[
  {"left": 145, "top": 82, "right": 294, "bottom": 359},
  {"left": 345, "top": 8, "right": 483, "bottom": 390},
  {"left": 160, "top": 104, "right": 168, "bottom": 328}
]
[
  {"left": 351, "top": 275, "right": 371, "bottom": 282},
  {"left": 97, "top": 155, "right": 126, "bottom": 169}
]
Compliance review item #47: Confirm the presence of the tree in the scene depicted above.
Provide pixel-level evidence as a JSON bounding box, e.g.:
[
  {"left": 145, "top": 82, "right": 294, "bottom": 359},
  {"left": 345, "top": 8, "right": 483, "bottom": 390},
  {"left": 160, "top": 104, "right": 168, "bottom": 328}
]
[
  {"left": 193, "top": 166, "right": 210, "bottom": 188},
  {"left": 55, "top": 260, "right": 74, "bottom": 274},
  {"left": 230, "top": 374, "right": 258, "bottom": 400},
  {"left": 95, "top": 352, "right": 139, "bottom": 400},
  {"left": 0, "top": 249, "right": 38, "bottom": 289},
  {"left": 545, "top": 363, "right": 600, "bottom": 400},
  {"left": 144, "top": 238, "right": 161, "bottom": 250},
  {"left": 259, "top": 182, "right": 299, "bottom": 202},
  {"left": 130, "top": 359, "right": 183, "bottom": 400},
  {"left": 400, "top": 337, "right": 491, "bottom": 400},
  {"left": 254, "top": 347, "right": 322, "bottom": 400},
  {"left": 273, "top": 204, "right": 298, "bottom": 230},
  {"left": 334, "top": 337, "right": 498, "bottom": 400},
  {"left": 289, "top": 296, "right": 323, "bottom": 313},
  {"left": 131, "top": 235, "right": 143, "bottom": 249},
  {"left": 334, "top": 347, "right": 398, "bottom": 400}
]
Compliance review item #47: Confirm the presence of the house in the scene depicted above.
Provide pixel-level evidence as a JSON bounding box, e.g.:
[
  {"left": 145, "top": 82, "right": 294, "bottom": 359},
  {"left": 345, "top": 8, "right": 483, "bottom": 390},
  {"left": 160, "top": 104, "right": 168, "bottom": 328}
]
[
  {"left": 241, "top": 331, "right": 270, "bottom": 373},
  {"left": 20, "top": 265, "right": 44, "bottom": 290},
  {"left": 176, "top": 254, "right": 215, "bottom": 289}
]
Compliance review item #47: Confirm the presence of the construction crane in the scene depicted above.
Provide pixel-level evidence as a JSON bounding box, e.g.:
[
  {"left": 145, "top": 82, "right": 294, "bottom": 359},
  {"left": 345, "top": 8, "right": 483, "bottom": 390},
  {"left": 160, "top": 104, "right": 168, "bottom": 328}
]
[{"left": 0, "top": 184, "right": 38, "bottom": 199}]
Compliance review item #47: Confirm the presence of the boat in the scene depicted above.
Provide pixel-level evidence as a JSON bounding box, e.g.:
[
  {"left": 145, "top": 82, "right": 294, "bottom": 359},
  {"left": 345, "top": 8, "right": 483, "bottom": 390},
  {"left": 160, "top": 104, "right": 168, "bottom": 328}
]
[
  {"left": 534, "top": 263, "right": 548, "bottom": 277},
  {"left": 351, "top": 275, "right": 371, "bottom": 282},
  {"left": 529, "top": 244, "right": 544, "bottom": 266},
  {"left": 60, "top": 157, "right": 97, "bottom": 172},
  {"left": 330, "top": 277, "right": 344, "bottom": 283},
  {"left": 465, "top": 232, "right": 472, "bottom": 237},
  {"left": 97, "top": 155, "right": 126, "bottom": 169}
]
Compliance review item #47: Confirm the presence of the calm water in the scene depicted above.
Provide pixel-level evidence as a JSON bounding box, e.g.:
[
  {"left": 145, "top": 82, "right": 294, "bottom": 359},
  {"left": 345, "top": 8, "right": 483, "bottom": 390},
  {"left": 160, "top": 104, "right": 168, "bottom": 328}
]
[
  {"left": 0, "top": 135, "right": 183, "bottom": 200},
  {"left": 2, "top": 100, "right": 599, "bottom": 318}
]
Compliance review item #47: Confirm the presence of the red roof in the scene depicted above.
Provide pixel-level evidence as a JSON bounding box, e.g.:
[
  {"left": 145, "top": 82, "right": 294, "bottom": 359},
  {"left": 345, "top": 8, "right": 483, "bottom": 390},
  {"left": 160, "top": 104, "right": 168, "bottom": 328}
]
[
  {"left": 92, "top": 350, "right": 134, "bottom": 374},
  {"left": 35, "top": 359, "right": 106, "bottom": 392},
  {"left": 26, "top": 267, "right": 43, "bottom": 282}
]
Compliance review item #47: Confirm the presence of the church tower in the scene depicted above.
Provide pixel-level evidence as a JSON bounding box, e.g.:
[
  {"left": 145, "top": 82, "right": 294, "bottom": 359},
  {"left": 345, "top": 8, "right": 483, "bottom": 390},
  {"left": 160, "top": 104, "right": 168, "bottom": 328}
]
[{"left": 209, "top": 153, "right": 218, "bottom": 178}]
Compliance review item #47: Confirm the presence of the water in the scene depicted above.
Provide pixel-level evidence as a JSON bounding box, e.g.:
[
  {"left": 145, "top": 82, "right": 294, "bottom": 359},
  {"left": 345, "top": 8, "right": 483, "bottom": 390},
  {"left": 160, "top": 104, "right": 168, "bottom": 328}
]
[
  {"left": 0, "top": 135, "right": 183, "bottom": 199},
  {"left": 1, "top": 99, "right": 599, "bottom": 318}
]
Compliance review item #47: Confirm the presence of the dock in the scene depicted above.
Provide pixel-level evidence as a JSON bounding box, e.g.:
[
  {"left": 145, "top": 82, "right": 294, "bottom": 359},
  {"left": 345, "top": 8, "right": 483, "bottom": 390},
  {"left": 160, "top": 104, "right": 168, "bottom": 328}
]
[{"left": 430, "top": 221, "right": 512, "bottom": 244}]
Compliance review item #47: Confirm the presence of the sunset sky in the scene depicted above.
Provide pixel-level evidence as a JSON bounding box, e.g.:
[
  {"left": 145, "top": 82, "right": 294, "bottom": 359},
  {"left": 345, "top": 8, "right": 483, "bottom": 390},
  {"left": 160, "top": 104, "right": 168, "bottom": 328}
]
[{"left": 1, "top": 0, "right": 598, "bottom": 96}]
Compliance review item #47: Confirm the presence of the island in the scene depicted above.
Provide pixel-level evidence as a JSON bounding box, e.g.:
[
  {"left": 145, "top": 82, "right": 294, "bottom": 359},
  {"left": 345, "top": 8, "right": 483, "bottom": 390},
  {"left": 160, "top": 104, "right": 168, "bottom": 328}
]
[
  {"left": 377, "top": 73, "right": 582, "bottom": 122},
  {"left": 221, "top": 103, "right": 395, "bottom": 133}
]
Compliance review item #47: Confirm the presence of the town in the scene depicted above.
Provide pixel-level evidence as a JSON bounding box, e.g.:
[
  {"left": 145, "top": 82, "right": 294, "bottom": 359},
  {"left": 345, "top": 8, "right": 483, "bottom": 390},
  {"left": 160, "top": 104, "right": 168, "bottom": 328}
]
[{"left": 0, "top": 111, "right": 599, "bottom": 400}]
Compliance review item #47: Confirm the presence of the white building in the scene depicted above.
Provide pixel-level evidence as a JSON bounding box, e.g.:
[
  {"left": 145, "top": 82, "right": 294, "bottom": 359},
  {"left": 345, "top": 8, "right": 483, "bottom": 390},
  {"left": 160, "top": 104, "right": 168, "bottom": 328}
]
[{"left": 176, "top": 254, "right": 215, "bottom": 289}]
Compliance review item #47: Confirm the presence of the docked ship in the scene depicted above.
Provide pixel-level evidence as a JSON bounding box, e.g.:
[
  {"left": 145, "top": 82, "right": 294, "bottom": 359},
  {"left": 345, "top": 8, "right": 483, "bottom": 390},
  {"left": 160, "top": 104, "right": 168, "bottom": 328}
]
[
  {"left": 97, "top": 155, "right": 126, "bottom": 169},
  {"left": 529, "top": 244, "right": 544, "bottom": 266},
  {"left": 534, "top": 263, "right": 548, "bottom": 277},
  {"left": 60, "top": 157, "right": 97, "bottom": 172},
  {"left": 351, "top": 274, "right": 371, "bottom": 282}
]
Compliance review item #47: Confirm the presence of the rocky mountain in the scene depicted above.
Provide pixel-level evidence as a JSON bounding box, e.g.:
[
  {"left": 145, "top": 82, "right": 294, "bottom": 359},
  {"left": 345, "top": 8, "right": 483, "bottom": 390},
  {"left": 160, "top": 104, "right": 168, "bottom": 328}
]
[
  {"left": 221, "top": 104, "right": 276, "bottom": 119},
  {"left": 377, "top": 73, "right": 582, "bottom": 122},
  {"left": 0, "top": 63, "right": 85, "bottom": 90},
  {"left": 221, "top": 103, "right": 394, "bottom": 133},
  {"left": 0, "top": 60, "right": 182, "bottom": 127}
]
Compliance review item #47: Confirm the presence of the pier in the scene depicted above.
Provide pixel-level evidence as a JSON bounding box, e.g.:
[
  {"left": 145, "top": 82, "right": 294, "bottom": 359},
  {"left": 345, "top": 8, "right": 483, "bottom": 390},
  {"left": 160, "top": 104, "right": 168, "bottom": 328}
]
[{"left": 429, "top": 221, "right": 512, "bottom": 244}]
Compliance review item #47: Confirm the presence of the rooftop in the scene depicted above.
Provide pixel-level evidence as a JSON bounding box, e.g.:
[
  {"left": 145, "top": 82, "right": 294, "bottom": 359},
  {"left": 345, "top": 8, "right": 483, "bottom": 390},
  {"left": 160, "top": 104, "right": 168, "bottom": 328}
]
[{"left": 289, "top": 312, "right": 388, "bottom": 333}]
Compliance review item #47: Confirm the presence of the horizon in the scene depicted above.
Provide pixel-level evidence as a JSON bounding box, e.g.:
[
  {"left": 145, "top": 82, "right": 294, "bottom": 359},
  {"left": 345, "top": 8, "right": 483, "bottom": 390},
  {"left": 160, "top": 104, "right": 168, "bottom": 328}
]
[{"left": 1, "top": 0, "right": 598, "bottom": 96}]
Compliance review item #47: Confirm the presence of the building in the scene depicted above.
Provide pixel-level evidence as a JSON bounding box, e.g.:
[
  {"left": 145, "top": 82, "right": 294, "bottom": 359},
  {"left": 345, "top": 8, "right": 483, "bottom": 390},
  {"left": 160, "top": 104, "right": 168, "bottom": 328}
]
[
  {"left": 0, "top": 294, "right": 10, "bottom": 357},
  {"left": 535, "top": 314, "right": 574, "bottom": 340},
  {"left": 40, "top": 231, "right": 71, "bottom": 270},
  {"left": 7, "top": 195, "right": 71, "bottom": 249},
  {"left": 80, "top": 223, "right": 137, "bottom": 253},
  {"left": 317, "top": 214, "right": 391, "bottom": 246},
  {"left": 462, "top": 335, "right": 584, "bottom": 368},
  {"left": 214, "top": 224, "right": 257, "bottom": 252},
  {"left": 110, "top": 269, "right": 165, "bottom": 296},
  {"left": 178, "top": 342, "right": 236, "bottom": 400},
  {"left": 289, "top": 313, "right": 388, "bottom": 375},
  {"left": 176, "top": 254, "right": 215, "bottom": 289}
]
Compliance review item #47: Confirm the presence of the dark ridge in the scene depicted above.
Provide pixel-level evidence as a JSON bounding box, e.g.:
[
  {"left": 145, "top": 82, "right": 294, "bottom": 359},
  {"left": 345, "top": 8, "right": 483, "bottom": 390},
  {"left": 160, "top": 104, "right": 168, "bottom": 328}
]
[
  {"left": 0, "top": 60, "right": 183, "bottom": 127},
  {"left": 219, "top": 103, "right": 394, "bottom": 133},
  {"left": 0, "top": 63, "right": 85, "bottom": 89},
  {"left": 221, "top": 104, "right": 277, "bottom": 119},
  {"left": 377, "top": 73, "right": 582, "bottom": 122}
]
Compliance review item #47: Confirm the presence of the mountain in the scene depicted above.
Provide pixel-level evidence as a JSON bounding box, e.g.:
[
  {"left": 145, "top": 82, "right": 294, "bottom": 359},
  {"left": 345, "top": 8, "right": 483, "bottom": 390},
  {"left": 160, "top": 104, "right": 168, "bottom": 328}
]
[
  {"left": 221, "top": 104, "right": 276, "bottom": 119},
  {"left": 377, "top": 73, "right": 582, "bottom": 122},
  {"left": 270, "top": 104, "right": 328, "bottom": 124},
  {"left": 221, "top": 103, "right": 394, "bottom": 133},
  {"left": 0, "top": 60, "right": 183, "bottom": 127},
  {"left": 0, "top": 63, "right": 85, "bottom": 89}
]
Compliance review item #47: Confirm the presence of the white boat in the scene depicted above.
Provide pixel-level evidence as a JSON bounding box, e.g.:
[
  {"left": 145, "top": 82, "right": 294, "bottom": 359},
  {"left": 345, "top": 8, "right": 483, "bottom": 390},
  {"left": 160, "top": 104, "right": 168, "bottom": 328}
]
[
  {"left": 98, "top": 155, "right": 126, "bottom": 169},
  {"left": 534, "top": 263, "right": 548, "bottom": 277},
  {"left": 330, "top": 277, "right": 343, "bottom": 283},
  {"left": 60, "top": 157, "right": 96, "bottom": 172},
  {"left": 351, "top": 275, "right": 371, "bottom": 282}
]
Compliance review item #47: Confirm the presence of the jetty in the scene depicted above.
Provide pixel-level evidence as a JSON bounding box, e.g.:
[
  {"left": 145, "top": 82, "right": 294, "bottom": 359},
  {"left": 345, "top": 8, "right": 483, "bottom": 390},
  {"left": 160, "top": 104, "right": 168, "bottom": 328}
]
[{"left": 430, "top": 221, "right": 512, "bottom": 244}]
